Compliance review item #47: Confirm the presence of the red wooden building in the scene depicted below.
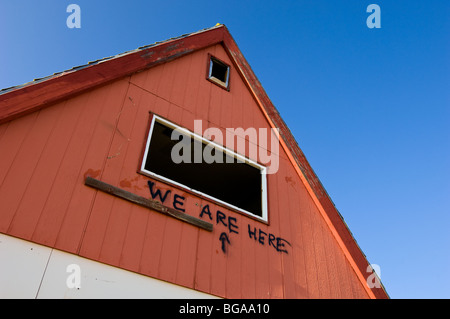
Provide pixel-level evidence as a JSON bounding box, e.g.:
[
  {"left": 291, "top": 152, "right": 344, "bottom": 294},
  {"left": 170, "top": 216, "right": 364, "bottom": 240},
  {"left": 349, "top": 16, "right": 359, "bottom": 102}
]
[{"left": 0, "top": 24, "right": 388, "bottom": 299}]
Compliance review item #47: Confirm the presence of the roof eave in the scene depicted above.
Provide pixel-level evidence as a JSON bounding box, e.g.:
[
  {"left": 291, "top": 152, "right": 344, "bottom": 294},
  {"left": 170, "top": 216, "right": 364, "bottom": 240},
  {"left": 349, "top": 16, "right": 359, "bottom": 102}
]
[{"left": 0, "top": 24, "right": 225, "bottom": 124}]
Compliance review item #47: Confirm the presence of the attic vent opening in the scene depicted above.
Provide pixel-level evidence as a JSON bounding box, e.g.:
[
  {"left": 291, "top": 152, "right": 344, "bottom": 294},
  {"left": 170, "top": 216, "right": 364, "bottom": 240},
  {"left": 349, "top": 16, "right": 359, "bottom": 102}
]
[{"left": 207, "top": 55, "right": 230, "bottom": 90}]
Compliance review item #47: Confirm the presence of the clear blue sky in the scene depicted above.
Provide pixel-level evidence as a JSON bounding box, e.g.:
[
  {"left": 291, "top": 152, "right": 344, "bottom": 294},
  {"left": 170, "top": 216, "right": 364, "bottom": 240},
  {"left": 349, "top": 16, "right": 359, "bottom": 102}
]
[{"left": 1, "top": 1, "right": 449, "bottom": 299}]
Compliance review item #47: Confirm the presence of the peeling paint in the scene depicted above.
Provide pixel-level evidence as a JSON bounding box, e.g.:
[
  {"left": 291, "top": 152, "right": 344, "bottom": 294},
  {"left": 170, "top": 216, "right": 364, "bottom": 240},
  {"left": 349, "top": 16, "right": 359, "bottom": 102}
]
[
  {"left": 140, "top": 51, "right": 155, "bottom": 59},
  {"left": 285, "top": 176, "right": 295, "bottom": 187},
  {"left": 119, "top": 175, "right": 145, "bottom": 191},
  {"left": 83, "top": 168, "right": 101, "bottom": 180}
]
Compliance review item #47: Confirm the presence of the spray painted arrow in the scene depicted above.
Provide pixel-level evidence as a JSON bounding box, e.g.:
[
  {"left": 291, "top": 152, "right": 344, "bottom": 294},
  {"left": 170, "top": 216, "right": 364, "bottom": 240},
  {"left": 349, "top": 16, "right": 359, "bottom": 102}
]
[{"left": 219, "top": 232, "right": 230, "bottom": 253}]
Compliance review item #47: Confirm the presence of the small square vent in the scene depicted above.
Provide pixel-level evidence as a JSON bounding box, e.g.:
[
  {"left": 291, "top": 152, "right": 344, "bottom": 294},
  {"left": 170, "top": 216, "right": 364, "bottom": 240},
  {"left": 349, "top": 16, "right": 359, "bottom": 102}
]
[{"left": 207, "top": 55, "right": 230, "bottom": 90}]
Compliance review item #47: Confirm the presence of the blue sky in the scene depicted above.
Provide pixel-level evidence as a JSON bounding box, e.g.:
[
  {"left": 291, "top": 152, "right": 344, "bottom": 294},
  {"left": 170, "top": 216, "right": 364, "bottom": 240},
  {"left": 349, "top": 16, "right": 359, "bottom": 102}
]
[{"left": 1, "top": 1, "right": 449, "bottom": 299}]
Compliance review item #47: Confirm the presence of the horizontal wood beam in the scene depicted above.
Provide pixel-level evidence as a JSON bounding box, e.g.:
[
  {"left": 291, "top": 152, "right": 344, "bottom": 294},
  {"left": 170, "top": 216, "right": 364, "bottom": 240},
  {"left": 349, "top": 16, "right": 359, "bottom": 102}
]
[{"left": 85, "top": 176, "right": 213, "bottom": 232}]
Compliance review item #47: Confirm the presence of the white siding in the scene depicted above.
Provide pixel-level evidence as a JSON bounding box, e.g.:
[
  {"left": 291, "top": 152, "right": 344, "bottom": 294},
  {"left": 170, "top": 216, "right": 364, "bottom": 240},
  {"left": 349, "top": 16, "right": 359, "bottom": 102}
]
[{"left": 0, "top": 233, "right": 219, "bottom": 299}]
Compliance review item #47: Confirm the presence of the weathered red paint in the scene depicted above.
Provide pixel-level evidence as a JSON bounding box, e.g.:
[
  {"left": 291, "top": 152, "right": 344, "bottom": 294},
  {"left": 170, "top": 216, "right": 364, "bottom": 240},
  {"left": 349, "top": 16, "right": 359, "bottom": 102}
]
[{"left": 0, "top": 25, "right": 388, "bottom": 298}]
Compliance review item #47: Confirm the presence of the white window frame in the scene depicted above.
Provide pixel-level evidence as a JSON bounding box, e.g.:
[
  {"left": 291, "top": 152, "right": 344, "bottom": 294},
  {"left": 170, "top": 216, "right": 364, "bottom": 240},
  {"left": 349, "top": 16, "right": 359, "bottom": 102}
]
[{"left": 140, "top": 115, "right": 268, "bottom": 223}]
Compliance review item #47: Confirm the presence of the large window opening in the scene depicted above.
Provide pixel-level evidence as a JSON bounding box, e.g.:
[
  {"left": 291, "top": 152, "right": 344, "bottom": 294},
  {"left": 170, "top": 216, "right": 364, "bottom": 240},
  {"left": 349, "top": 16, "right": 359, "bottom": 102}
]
[{"left": 140, "top": 116, "right": 268, "bottom": 222}]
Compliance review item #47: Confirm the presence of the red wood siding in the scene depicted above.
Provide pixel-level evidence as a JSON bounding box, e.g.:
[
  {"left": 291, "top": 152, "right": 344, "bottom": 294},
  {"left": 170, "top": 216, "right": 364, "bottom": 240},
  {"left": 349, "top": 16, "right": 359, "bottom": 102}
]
[{"left": 0, "top": 43, "right": 371, "bottom": 298}]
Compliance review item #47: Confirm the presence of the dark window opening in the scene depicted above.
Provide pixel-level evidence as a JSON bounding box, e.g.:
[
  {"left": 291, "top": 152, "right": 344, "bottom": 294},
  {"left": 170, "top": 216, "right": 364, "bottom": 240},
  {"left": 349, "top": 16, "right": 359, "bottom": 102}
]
[
  {"left": 141, "top": 118, "right": 266, "bottom": 219},
  {"left": 207, "top": 56, "right": 230, "bottom": 90}
]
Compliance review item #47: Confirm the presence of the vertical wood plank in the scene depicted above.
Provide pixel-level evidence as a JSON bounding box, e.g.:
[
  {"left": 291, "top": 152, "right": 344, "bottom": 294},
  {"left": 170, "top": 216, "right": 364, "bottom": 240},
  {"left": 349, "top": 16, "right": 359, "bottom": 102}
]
[
  {"left": 194, "top": 47, "right": 214, "bottom": 119},
  {"left": 142, "top": 62, "right": 166, "bottom": 95},
  {"left": 175, "top": 217, "right": 200, "bottom": 289},
  {"left": 29, "top": 93, "right": 91, "bottom": 246},
  {"left": 1, "top": 105, "right": 60, "bottom": 237},
  {"left": 169, "top": 54, "right": 191, "bottom": 107},
  {"left": 205, "top": 202, "right": 232, "bottom": 298},
  {"left": 138, "top": 209, "right": 167, "bottom": 278},
  {"left": 11, "top": 100, "right": 78, "bottom": 240},
  {"left": 209, "top": 227, "right": 228, "bottom": 298},
  {"left": 219, "top": 85, "right": 233, "bottom": 132},
  {"left": 266, "top": 172, "right": 284, "bottom": 299},
  {"left": 0, "top": 113, "right": 37, "bottom": 191},
  {"left": 240, "top": 220, "right": 256, "bottom": 298},
  {"left": 117, "top": 87, "right": 160, "bottom": 272},
  {"left": 241, "top": 84, "right": 255, "bottom": 129},
  {"left": 208, "top": 83, "right": 222, "bottom": 128},
  {"left": 183, "top": 49, "right": 204, "bottom": 118},
  {"left": 152, "top": 96, "right": 171, "bottom": 120},
  {"left": 285, "top": 160, "right": 309, "bottom": 298},
  {"left": 224, "top": 210, "right": 242, "bottom": 299},
  {"left": 180, "top": 108, "right": 196, "bottom": 133},
  {"left": 97, "top": 83, "right": 142, "bottom": 266},
  {"left": 321, "top": 220, "right": 342, "bottom": 298},
  {"left": 129, "top": 69, "right": 148, "bottom": 89},
  {"left": 157, "top": 213, "right": 183, "bottom": 283},
  {"left": 156, "top": 60, "right": 176, "bottom": 102},
  {"left": 98, "top": 199, "right": 133, "bottom": 265},
  {"left": 168, "top": 102, "right": 183, "bottom": 125},
  {"left": 194, "top": 199, "right": 215, "bottom": 295},
  {"left": 350, "top": 271, "right": 370, "bottom": 298},
  {"left": 0, "top": 122, "right": 9, "bottom": 145},
  {"left": 337, "top": 256, "right": 356, "bottom": 298},
  {"left": 299, "top": 199, "right": 320, "bottom": 298},
  {"left": 79, "top": 80, "right": 137, "bottom": 261},
  {"left": 29, "top": 97, "right": 86, "bottom": 244},
  {"left": 55, "top": 79, "right": 130, "bottom": 253},
  {"left": 276, "top": 162, "right": 297, "bottom": 298},
  {"left": 230, "top": 61, "right": 244, "bottom": 132},
  {"left": 310, "top": 201, "right": 332, "bottom": 298},
  {"left": 119, "top": 205, "right": 149, "bottom": 272},
  {"left": 253, "top": 223, "right": 271, "bottom": 298}
]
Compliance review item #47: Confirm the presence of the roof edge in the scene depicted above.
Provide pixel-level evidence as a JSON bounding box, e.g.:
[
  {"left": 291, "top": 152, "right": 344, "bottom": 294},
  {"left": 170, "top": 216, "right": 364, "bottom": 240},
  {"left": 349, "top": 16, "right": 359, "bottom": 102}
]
[{"left": 0, "top": 24, "right": 225, "bottom": 124}]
